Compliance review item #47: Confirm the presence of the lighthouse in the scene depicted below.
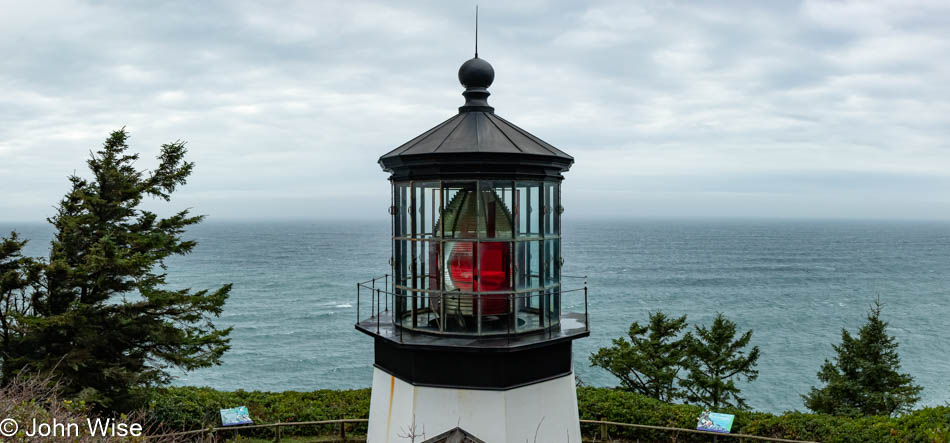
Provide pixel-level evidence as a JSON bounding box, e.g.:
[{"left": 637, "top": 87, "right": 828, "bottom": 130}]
[{"left": 355, "top": 52, "right": 589, "bottom": 443}]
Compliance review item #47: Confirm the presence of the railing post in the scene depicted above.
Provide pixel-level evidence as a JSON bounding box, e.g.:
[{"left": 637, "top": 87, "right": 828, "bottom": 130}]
[
  {"left": 584, "top": 284, "right": 589, "bottom": 332},
  {"left": 376, "top": 289, "right": 381, "bottom": 334},
  {"left": 385, "top": 274, "right": 389, "bottom": 311},
  {"left": 340, "top": 421, "right": 346, "bottom": 441},
  {"left": 506, "top": 294, "right": 512, "bottom": 345},
  {"left": 477, "top": 294, "right": 482, "bottom": 335},
  {"left": 356, "top": 283, "right": 360, "bottom": 325}
]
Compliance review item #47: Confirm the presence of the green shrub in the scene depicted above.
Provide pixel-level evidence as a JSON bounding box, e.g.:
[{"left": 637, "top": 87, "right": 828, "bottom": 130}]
[
  {"left": 147, "top": 387, "right": 371, "bottom": 438},
  {"left": 577, "top": 387, "right": 950, "bottom": 443},
  {"left": 146, "top": 386, "right": 950, "bottom": 442}
]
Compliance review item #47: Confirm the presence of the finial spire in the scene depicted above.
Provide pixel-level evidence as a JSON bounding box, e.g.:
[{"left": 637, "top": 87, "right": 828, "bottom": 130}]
[
  {"left": 458, "top": 4, "right": 493, "bottom": 113},
  {"left": 475, "top": 4, "right": 479, "bottom": 58}
]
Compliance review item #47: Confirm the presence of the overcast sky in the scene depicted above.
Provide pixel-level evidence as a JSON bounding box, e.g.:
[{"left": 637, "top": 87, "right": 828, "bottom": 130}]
[{"left": 2, "top": 0, "right": 950, "bottom": 222}]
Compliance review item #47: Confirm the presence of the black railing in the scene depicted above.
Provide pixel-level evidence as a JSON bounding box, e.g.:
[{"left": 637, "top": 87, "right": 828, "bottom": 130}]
[{"left": 356, "top": 274, "right": 588, "bottom": 340}]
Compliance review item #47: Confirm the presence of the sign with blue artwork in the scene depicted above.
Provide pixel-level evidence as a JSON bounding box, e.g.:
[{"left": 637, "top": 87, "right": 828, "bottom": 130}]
[
  {"left": 220, "top": 406, "right": 253, "bottom": 426},
  {"left": 696, "top": 410, "right": 734, "bottom": 433}
]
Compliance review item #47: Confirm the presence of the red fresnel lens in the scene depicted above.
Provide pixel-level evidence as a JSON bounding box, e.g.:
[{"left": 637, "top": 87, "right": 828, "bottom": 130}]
[
  {"left": 445, "top": 241, "right": 510, "bottom": 314},
  {"left": 437, "top": 189, "right": 513, "bottom": 317},
  {"left": 448, "top": 242, "right": 474, "bottom": 291}
]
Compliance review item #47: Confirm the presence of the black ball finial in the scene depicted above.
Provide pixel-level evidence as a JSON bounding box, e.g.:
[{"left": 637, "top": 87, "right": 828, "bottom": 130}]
[{"left": 458, "top": 57, "right": 494, "bottom": 89}]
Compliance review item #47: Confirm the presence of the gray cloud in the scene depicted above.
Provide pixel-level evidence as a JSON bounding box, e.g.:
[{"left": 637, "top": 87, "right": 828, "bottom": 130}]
[{"left": 2, "top": 0, "right": 950, "bottom": 221}]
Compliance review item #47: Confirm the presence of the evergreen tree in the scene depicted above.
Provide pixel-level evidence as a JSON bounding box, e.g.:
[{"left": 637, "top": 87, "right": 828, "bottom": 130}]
[
  {"left": 590, "top": 312, "right": 689, "bottom": 402},
  {"left": 803, "top": 300, "right": 921, "bottom": 416},
  {"left": 3, "top": 129, "right": 232, "bottom": 411},
  {"left": 681, "top": 313, "right": 760, "bottom": 409},
  {"left": 0, "top": 233, "right": 43, "bottom": 361}
]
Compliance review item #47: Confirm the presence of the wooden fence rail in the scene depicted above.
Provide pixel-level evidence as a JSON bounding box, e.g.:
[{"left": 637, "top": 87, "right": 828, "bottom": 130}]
[
  {"left": 146, "top": 418, "right": 368, "bottom": 441},
  {"left": 147, "top": 418, "right": 819, "bottom": 442},
  {"left": 579, "top": 419, "right": 819, "bottom": 443}
]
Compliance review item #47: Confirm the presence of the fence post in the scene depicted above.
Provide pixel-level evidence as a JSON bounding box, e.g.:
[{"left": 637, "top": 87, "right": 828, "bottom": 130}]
[
  {"left": 600, "top": 421, "right": 607, "bottom": 442},
  {"left": 274, "top": 421, "right": 281, "bottom": 442},
  {"left": 340, "top": 421, "right": 347, "bottom": 441}
]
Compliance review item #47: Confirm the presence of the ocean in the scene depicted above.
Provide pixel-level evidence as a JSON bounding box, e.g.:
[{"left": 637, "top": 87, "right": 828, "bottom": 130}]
[{"left": 2, "top": 218, "right": 948, "bottom": 414}]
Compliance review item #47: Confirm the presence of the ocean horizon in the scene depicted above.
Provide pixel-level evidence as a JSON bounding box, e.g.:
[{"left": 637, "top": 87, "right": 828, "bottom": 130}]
[{"left": 3, "top": 217, "right": 948, "bottom": 414}]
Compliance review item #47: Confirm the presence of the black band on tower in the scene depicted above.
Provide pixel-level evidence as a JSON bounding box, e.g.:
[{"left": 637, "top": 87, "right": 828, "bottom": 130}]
[{"left": 373, "top": 338, "right": 574, "bottom": 390}]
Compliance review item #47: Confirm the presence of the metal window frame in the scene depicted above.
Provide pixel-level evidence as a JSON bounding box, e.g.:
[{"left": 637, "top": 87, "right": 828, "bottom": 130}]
[{"left": 389, "top": 178, "right": 562, "bottom": 337}]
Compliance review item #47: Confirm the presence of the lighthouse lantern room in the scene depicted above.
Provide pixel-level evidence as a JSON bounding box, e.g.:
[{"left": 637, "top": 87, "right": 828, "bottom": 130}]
[{"left": 356, "top": 53, "right": 589, "bottom": 443}]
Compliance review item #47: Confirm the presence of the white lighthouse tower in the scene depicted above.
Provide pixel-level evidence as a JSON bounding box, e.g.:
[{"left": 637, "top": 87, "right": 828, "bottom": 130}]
[{"left": 355, "top": 52, "right": 589, "bottom": 443}]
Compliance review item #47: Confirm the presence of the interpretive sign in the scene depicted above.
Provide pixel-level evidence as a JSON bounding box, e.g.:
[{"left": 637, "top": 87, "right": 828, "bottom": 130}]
[
  {"left": 696, "top": 410, "right": 734, "bottom": 433},
  {"left": 220, "top": 406, "right": 252, "bottom": 427}
]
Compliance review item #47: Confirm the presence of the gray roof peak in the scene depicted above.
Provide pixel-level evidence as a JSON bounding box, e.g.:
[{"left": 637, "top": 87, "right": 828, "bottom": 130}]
[{"left": 378, "top": 56, "right": 573, "bottom": 180}]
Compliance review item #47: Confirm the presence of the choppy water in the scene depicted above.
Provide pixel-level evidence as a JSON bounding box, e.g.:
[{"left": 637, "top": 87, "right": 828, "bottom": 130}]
[{"left": 4, "top": 218, "right": 949, "bottom": 413}]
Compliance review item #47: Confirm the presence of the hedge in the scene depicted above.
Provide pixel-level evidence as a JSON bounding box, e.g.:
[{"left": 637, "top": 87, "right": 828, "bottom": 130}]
[
  {"left": 147, "top": 387, "right": 371, "bottom": 438},
  {"left": 576, "top": 387, "right": 950, "bottom": 443},
  {"left": 146, "top": 386, "right": 950, "bottom": 442}
]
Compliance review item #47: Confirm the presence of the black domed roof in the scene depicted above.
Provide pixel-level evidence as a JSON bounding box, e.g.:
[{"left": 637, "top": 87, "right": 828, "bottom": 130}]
[{"left": 378, "top": 56, "right": 573, "bottom": 181}]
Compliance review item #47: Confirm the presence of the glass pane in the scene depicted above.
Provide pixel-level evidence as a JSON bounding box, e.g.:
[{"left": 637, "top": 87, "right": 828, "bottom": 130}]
[
  {"left": 545, "top": 288, "right": 559, "bottom": 327},
  {"left": 408, "top": 289, "right": 438, "bottom": 330},
  {"left": 395, "top": 183, "right": 411, "bottom": 238},
  {"left": 416, "top": 240, "right": 440, "bottom": 291},
  {"left": 515, "top": 182, "right": 541, "bottom": 237},
  {"left": 513, "top": 291, "right": 521, "bottom": 331},
  {"left": 543, "top": 239, "right": 558, "bottom": 287},
  {"left": 410, "top": 289, "right": 420, "bottom": 327},
  {"left": 394, "top": 239, "right": 409, "bottom": 287},
  {"left": 440, "top": 293, "right": 477, "bottom": 333},
  {"left": 515, "top": 240, "right": 540, "bottom": 290},
  {"left": 480, "top": 293, "right": 511, "bottom": 333},
  {"left": 443, "top": 240, "right": 475, "bottom": 292},
  {"left": 479, "top": 181, "right": 514, "bottom": 239},
  {"left": 479, "top": 290, "right": 509, "bottom": 319},
  {"left": 516, "top": 291, "right": 542, "bottom": 332},
  {"left": 414, "top": 182, "right": 441, "bottom": 238},
  {"left": 544, "top": 182, "right": 557, "bottom": 237},
  {"left": 441, "top": 182, "right": 478, "bottom": 238},
  {"left": 395, "top": 287, "right": 410, "bottom": 327},
  {"left": 432, "top": 292, "right": 446, "bottom": 331},
  {"left": 402, "top": 239, "right": 414, "bottom": 288},
  {"left": 478, "top": 242, "right": 512, "bottom": 292},
  {"left": 419, "top": 291, "right": 441, "bottom": 330}
]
